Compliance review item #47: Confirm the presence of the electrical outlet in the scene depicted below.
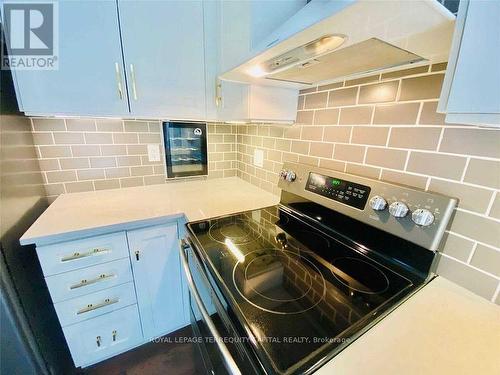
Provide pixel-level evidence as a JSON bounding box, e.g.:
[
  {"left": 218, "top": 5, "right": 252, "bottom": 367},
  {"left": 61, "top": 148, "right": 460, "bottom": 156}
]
[
  {"left": 254, "top": 149, "right": 264, "bottom": 168},
  {"left": 147, "top": 144, "right": 160, "bottom": 162}
]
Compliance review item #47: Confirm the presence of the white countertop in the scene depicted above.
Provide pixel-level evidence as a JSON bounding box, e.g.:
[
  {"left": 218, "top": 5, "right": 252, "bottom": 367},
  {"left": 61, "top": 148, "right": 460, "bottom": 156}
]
[
  {"left": 317, "top": 276, "right": 500, "bottom": 375},
  {"left": 21, "top": 177, "right": 500, "bottom": 374},
  {"left": 21, "top": 177, "right": 279, "bottom": 245}
]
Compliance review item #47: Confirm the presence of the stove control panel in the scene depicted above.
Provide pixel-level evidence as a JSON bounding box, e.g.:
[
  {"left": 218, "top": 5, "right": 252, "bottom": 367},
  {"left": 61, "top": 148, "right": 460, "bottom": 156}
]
[
  {"left": 305, "top": 172, "right": 371, "bottom": 210},
  {"left": 280, "top": 169, "right": 296, "bottom": 182},
  {"left": 412, "top": 208, "right": 435, "bottom": 226},
  {"left": 388, "top": 201, "right": 409, "bottom": 218},
  {"left": 278, "top": 162, "right": 458, "bottom": 251},
  {"left": 369, "top": 195, "right": 387, "bottom": 211}
]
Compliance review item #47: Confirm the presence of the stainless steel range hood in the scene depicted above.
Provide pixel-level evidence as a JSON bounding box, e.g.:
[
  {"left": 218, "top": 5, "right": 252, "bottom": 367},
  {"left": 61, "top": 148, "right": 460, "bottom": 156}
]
[
  {"left": 266, "top": 38, "right": 426, "bottom": 85},
  {"left": 220, "top": 0, "right": 456, "bottom": 88}
]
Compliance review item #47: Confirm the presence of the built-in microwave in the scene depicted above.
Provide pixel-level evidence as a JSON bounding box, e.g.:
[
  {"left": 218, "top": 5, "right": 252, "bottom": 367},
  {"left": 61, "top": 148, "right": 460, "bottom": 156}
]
[{"left": 163, "top": 121, "right": 208, "bottom": 178}]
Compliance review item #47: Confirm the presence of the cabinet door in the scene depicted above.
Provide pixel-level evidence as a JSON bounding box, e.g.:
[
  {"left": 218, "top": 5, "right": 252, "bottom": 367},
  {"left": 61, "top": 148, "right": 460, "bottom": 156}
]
[
  {"left": 10, "top": 0, "right": 129, "bottom": 116},
  {"left": 127, "top": 223, "right": 185, "bottom": 339},
  {"left": 117, "top": 0, "right": 206, "bottom": 119},
  {"left": 215, "top": 0, "right": 302, "bottom": 122},
  {"left": 218, "top": 81, "right": 298, "bottom": 123},
  {"left": 63, "top": 304, "right": 143, "bottom": 367},
  {"left": 439, "top": 0, "right": 500, "bottom": 126},
  {"left": 247, "top": 85, "right": 298, "bottom": 123}
]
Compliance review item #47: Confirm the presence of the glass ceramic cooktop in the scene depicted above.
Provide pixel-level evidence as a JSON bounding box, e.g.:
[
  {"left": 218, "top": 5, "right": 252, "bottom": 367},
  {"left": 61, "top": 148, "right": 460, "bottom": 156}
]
[{"left": 188, "top": 206, "right": 417, "bottom": 374}]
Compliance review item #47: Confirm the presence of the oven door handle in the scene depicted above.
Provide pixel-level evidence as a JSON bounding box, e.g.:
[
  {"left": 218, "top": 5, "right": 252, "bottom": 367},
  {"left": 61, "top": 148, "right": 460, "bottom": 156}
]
[{"left": 179, "top": 239, "right": 242, "bottom": 375}]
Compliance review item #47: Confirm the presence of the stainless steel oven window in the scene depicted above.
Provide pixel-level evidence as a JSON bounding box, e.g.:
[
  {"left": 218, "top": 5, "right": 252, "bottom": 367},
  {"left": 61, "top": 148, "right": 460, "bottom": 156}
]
[{"left": 163, "top": 121, "right": 208, "bottom": 178}]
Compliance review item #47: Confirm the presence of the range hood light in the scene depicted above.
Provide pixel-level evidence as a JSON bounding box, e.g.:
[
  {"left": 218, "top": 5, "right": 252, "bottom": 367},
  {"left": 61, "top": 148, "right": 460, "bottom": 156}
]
[
  {"left": 304, "top": 34, "right": 347, "bottom": 55},
  {"left": 247, "top": 65, "right": 268, "bottom": 78},
  {"left": 257, "top": 34, "right": 347, "bottom": 77}
]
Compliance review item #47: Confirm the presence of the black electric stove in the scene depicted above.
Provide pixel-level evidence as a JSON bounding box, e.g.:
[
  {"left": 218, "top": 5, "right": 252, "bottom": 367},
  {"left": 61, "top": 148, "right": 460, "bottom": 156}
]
[{"left": 182, "top": 162, "right": 457, "bottom": 375}]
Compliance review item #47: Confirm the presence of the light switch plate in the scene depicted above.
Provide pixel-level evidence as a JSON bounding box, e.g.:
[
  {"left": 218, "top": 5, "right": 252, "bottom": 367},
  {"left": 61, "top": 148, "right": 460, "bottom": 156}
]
[
  {"left": 147, "top": 144, "right": 161, "bottom": 162},
  {"left": 254, "top": 149, "right": 264, "bottom": 168}
]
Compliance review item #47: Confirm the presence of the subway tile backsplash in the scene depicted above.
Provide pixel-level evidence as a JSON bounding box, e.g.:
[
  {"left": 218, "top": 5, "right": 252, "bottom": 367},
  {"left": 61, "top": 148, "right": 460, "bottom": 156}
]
[
  {"left": 31, "top": 120, "right": 237, "bottom": 203},
  {"left": 235, "top": 62, "right": 500, "bottom": 303},
  {"left": 28, "top": 62, "right": 499, "bottom": 304}
]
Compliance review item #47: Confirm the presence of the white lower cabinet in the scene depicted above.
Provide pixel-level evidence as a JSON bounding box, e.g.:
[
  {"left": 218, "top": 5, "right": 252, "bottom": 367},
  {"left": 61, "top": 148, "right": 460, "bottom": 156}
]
[
  {"left": 36, "top": 232, "right": 129, "bottom": 277},
  {"left": 127, "top": 223, "right": 186, "bottom": 340},
  {"left": 45, "top": 258, "right": 133, "bottom": 303},
  {"left": 35, "top": 220, "right": 186, "bottom": 367},
  {"left": 54, "top": 282, "right": 137, "bottom": 327},
  {"left": 63, "top": 304, "right": 143, "bottom": 367}
]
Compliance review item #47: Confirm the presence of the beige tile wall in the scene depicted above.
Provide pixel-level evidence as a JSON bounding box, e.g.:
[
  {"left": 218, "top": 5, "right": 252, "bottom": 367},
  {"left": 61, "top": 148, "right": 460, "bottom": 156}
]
[
  {"left": 28, "top": 62, "right": 499, "bottom": 303},
  {"left": 31, "top": 119, "right": 237, "bottom": 202},
  {"left": 235, "top": 63, "right": 500, "bottom": 304}
]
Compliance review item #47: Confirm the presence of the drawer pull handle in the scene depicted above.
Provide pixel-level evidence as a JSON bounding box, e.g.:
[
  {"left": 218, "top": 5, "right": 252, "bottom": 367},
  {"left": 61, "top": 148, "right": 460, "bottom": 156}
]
[
  {"left": 61, "top": 247, "right": 110, "bottom": 262},
  {"left": 69, "top": 273, "right": 116, "bottom": 290},
  {"left": 96, "top": 336, "right": 101, "bottom": 347},
  {"left": 130, "top": 64, "right": 138, "bottom": 100},
  {"left": 112, "top": 330, "right": 117, "bottom": 342},
  {"left": 77, "top": 297, "right": 119, "bottom": 315}
]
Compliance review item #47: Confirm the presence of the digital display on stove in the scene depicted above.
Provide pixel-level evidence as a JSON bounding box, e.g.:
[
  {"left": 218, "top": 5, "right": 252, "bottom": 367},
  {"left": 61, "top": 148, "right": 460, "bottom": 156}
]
[{"left": 305, "top": 172, "right": 371, "bottom": 209}]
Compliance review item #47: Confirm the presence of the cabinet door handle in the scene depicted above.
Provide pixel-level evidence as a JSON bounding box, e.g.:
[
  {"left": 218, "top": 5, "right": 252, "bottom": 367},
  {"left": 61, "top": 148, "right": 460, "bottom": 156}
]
[
  {"left": 215, "top": 79, "right": 222, "bottom": 107},
  {"left": 77, "top": 297, "right": 119, "bottom": 315},
  {"left": 69, "top": 273, "right": 115, "bottom": 290},
  {"left": 135, "top": 250, "right": 140, "bottom": 261},
  {"left": 130, "top": 64, "right": 138, "bottom": 100},
  {"left": 112, "top": 330, "right": 117, "bottom": 342},
  {"left": 115, "top": 62, "right": 124, "bottom": 100},
  {"left": 61, "top": 247, "right": 109, "bottom": 262},
  {"left": 96, "top": 336, "right": 102, "bottom": 347}
]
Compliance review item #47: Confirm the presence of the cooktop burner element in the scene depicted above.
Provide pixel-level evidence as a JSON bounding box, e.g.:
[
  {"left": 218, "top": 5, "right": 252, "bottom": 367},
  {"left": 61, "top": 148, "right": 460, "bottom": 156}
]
[
  {"left": 232, "top": 250, "right": 326, "bottom": 315},
  {"left": 331, "top": 257, "right": 390, "bottom": 295},
  {"left": 209, "top": 218, "right": 261, "bottom": 245}
]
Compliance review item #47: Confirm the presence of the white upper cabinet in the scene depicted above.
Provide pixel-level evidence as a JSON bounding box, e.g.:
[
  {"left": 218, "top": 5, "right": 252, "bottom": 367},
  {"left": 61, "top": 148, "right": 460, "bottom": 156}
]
[
  {"left": 8, "top": 0, "right": 305, "bottom": 121},
  {"left": 117, "top": 0, "right": 206, "bottom": 120},
  {"left": 214, "top": 0, "right": 305, "bottom": 123},
  {"left": 9, "top": 0, "right": 207, "bottom": 119},
  {"left": 216, "top": 81, "right": 299, "bottom": 123},
  {"left": 9, "top": 1, "right": 130, "bottom": 117},
  {"left": 438, "top": 0, "right": 500, "bottom": 127}
]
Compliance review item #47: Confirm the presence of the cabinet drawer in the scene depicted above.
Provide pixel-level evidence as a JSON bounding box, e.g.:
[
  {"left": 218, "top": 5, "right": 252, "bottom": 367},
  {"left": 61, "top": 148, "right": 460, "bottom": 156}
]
[
  {"left": 54, "top": 282, "right": 137, "bottom": 327},
  {"left": 63, "top": 304, "right": 143, "bottom": 367},
  {"left": 45, "top": 258, "right": 133, "bottom": 303},
  {"left": 36, "top": 232, "right": 129, "bottom": 276}
]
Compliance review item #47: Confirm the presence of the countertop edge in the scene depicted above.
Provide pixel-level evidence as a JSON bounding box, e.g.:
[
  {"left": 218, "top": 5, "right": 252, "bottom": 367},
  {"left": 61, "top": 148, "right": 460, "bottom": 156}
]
[
  {"left": 20, "top": 212, "right": 186, "bottom": 246},
  {"left": 20, "top": 177, "right": 280, "bottom": 246}
]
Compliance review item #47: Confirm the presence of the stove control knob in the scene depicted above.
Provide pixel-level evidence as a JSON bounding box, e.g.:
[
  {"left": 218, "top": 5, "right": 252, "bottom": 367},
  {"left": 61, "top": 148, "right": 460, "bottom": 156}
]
[
  {"left": 389, "top": 201, "right": 409, "bottom": 218},
  {"left": 285, "top": 170, "right": 296, "bottom": 182},
  {"left": 369, "top": 195, "right": 387, "bottom": 211},
  {"left": 412, "top": 208, "right": 435, "bottom": 226}
]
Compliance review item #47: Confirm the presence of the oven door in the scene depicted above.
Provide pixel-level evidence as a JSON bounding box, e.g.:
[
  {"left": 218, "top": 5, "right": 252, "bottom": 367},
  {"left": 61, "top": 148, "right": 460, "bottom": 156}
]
[{"left": 179, "top": 239, "right": 260, "bottom": 375}]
